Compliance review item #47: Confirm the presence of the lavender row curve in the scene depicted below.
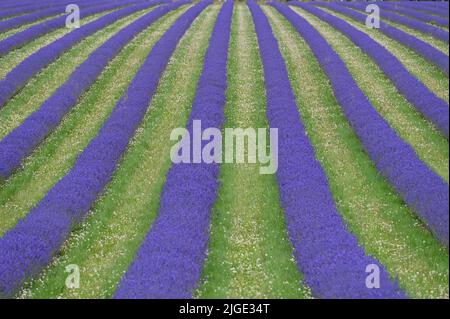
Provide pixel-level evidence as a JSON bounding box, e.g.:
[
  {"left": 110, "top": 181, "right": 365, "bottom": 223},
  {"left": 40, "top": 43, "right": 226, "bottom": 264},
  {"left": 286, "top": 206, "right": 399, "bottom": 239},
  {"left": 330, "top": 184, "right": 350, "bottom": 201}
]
[
  {"left": 313, "top": 2, "right": 449, "bottom": 75},
  {"left": 0, "top": 0, "right": 141, "bottom": 57},
  {"left": 0, "top": 0, "right": 193, "bottom": 298},
  {"left": 0, "top": 0, "right": 113, "bottom": 33},
  {"left": 390, "top": 1, "right": 450, "bottom": 19},
  {"left": 0, "top": 0, "right": 175, "bottom": 181},
  {"left": 384, "top": 1, "right": 448, "bottom": 23},
  {"left": 250, "top": 1, "right": 405, "bottom": 299},
  {"left": 339, "top": 1, "right": 448, "bottom": 43},
  {"left": 377, "top": 1, "right": 449, "bottom": 27},
  {"left": 274, "top": 2, "right": 449, "bottom": 249},
  {"left": 294, "top": 3, "right": 449, "bottom": 138},
  {"left": 0, "top": 0, "right": 80, "bottom": 20},
  {"left": 114, "top": 0, "right": 233, "bottom": 299},
  {"left": 0, "top": 0, "right": 167, "bottom": 109}
]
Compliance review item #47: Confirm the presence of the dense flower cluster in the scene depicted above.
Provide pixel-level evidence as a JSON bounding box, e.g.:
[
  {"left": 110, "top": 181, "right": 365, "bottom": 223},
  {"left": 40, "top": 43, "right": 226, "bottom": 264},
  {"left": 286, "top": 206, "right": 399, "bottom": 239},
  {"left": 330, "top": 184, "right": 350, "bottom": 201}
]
[
  {"left": 274, "top": 2, "right": 449, "bottom": 249},
  {"left": 340, "top": 1, "right": 448, "bottom": 43},
  {"left": 252, "top": 1, "right": 405, "bottom": 299},
  {"left": 0, "top": 0, "right": 178, "bottom": 180},
  {"left": 0, "top": 1, "right": 73, "bottom": 20},
  {"left": 378, "top": 1, "right": 449, "bottom": 27},
  {"left": 114, "top": 0, "right": 233, "bottom": 299},
  {"left": 293, "top": 3, "right": 449, "bottom": 138},
  {"left": 0, "top": 0, "right": 191, "bottom": 298},
  {"left": 0, "top": 0, "right": 166, "bottom": 109},
  {"left": 0, "top": 0, "right": 115, "bottom": 33},
  {"left": 0, "top": 0, "right": 135, "bottom": 56},
  {"left": 314, "top": 2, "right": 449, "bottom": 75}
]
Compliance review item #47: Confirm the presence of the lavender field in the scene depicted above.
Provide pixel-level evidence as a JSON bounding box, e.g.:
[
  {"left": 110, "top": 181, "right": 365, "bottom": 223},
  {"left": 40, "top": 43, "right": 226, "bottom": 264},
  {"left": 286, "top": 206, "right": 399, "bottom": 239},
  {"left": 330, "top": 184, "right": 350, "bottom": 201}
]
[{"left": 0, "top": 0, "right": 448, "bottom": 299}]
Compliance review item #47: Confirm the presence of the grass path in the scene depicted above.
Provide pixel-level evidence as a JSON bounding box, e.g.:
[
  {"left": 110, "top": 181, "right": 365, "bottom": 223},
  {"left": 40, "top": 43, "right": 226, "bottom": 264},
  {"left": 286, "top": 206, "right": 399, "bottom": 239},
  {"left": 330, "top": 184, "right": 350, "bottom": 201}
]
[
  {"left": 265, "top": 5, "right": 449, "bottom": 299},
  {"left": 344, "top": 6, "right": 449, "bottom": 54},
  {"left": 313, "top": 6, "right": 449, "bottom": 103},
  {"left": 20, "top": 4, "right": 219, "bottom": 299},
  {"left": 0, "top": 13, "right": 66, "bottom": 41},
  {"left": 0, "top": 9, "right": 118, "bottom": 76},
  {"left": 196, "top": 4, "right": 311, "bottom": 299},
  {"left": 0, "top": 7, "right": 187, "bottom": 237},
  {"left": 0, "top": 7, "right": 155, "bottom": 139},
  {"left": 291, "top": 7, "right": 449, "bottom": 182}
]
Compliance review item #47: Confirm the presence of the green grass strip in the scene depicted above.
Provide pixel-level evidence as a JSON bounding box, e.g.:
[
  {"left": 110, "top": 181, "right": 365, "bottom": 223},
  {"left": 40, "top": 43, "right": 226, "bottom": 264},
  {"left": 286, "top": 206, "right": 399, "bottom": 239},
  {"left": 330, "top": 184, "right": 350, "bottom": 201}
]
[
  {"left": 344, "top": 6, "right": 449, "bottom": 54},
  {"left": 0, "top": 7, "right": 155, "bottom": 139},
  {"left": 0, "top": 9, "right": 118, "bottom": 76},
  {"left": 0, "top": 13, "right": 66, "bottom": 41},
  {"left": 291, "top": 7, "right": 448, "bottom": 182},
  {"left": 0, "top": 7, "right": 186, "bottom": 237},
  {"left": 196, "top": 3, "right": 311, "bottom": 299},
  {"left": 264, "top": 5, "right": 449, "bottom": 299},
  {"left": 316, "top": 6, "right": 449, "bottom": 103},
  {"left": 19, "top": 4, "right": 219, "bottom": 299}
]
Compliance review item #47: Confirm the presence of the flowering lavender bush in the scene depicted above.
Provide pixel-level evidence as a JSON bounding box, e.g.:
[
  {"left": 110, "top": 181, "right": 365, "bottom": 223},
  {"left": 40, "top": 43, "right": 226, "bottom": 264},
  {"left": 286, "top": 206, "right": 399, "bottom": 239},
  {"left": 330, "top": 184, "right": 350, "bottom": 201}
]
[
  {"left": 114, "top": 0, "right": 233, "bottom": 299},
  {"left": 339, "top": 1, "right": 448, "bottom": 43},
  {"left": 386, "top": 1, "right": 449, "bottom": 19},
  {"left": 0, "top": 0, "right": 196, "bottom": 298},
  {"left": 0, "top": 0, "right": 113, "bottom": 33},
  {"left": 0, "top": 0, "right": 181, "bottom": 180},
  {"left": 0, "top": 0, "right": 167, "bottom": 109},
  {"left": 313, "top": 2, "right": 449, "bottom": 75},
  {"left": 250, "top": 1, "right": 405, "bottom": 299},
  {"left": 378, "top": 2, "right": 449, "bottom": 27},
  {"left": 0, "top": 0, "right": 76, "bottom": 20},
  {"left": 273, "top": 2, "right": 449, "bottom": 249},
  {"left": 294, "top": 3, "right": 449, "bottom": 138},
  {"left": 0, "top": 0, "right": 142, "bottom": 56}
]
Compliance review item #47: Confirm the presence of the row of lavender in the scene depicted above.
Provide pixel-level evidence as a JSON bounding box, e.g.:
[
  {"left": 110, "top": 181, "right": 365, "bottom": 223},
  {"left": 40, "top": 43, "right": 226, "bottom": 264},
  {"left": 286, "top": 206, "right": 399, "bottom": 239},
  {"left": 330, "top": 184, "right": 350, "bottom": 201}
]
[
  {"left": 294, "top": 3, "right": 449, "bottom": 137},
  {"left": 250, "top": 0, "right": 404, "bottom": 298},
  {"left": 0, "top": 0, "right": 447, "bottom": 298},
  {"left": 0, "top": 0, "right": 194, "bottom": 297},
  {"left": 0, "top": 0, "right": 156, "bottom": 56},
  {"left": 312, "top": 2, "right": 449, "bottom": 75},
  {"left": 288, "top": 1, "right": 449, "bottom": 248},
  {"left": 339, "top": 1, "right": 448, "bottom": 43},
  {"left": 115, "top": 0, "right": 233, "bottom": 298},
  {"left": 0, "top": 0, "right": 168, "bottom": 180},
  {"left": 0, "top": 0, "right": 167, "bottom": 109}
]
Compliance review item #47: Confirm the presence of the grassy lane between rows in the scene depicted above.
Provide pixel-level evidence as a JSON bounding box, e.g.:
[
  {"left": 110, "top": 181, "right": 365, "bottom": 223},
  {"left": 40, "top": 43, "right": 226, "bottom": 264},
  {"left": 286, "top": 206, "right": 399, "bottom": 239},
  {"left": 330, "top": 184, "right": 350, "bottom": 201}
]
[
  {"left": 20, "top": 4, "right": 219, "bottom": 299},
  {"left": 0, "top": 9, "right": 118, "bottom": 76},
  {"left": 264, "top": 5, "right": 449, "bottom": 299},
  {"left": 344, "top": 6, "right": 449, "bottom": 54},
  {"left": 196, "top": 3, "right": 311, "bottom": 299},
  {"left": 291, "top": 7, "right": 449, "bottom": 182},
  {"left": 0, "top": 7, "right": 155, "bottom": 139},
  {"left": 0, "top": 13, "right": 65, "bottom": 41},
  {"left": 0, "top": 7, "right": 187, "bottom": 237},
  {"left": 313, "top": 6, "right": 449, "bottom": 103}
]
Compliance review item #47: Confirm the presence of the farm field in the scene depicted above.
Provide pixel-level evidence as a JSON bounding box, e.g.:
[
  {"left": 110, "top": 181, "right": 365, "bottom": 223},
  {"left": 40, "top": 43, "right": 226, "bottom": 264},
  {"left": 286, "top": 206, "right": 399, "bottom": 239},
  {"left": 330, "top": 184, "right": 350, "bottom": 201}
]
[{"left": 0, "top": 0, "right": 448, "bottom": 299}]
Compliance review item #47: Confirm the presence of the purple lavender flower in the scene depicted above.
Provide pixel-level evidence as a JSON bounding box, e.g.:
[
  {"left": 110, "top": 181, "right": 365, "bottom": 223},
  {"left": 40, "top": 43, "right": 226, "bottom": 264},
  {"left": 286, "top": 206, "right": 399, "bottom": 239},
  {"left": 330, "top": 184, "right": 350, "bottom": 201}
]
[
  {"left": 0, "top": 0, "right": 148, "bottom": 56},
  {"left": 377, "top": 1, "right": 449, "bottom": 27},
  {"left": 250, "top": 1, "right": 405, "bottom": 299},
  {"left": 0, "top": 0, "right": 168, "bottom": 109},
  {"left": 312, "top": 2, "right": 449, "bottom": 75},
  {"left": 0, "top": 0, "right": 177, "bottom": 180},
  {"left": 273, "top": 2, "right": 449, "bottom": 249},
  {"left": 293, "top": 2, "right": 449, "bottom": 138},
  {"left": 0, "top": 0, "right": 200, "bottom": 298},
  {"left": 339, "top": 1, "right": 448, "bottom": 43},
  {"left": 114, "top": 0, "right": 233, "bottom": 299}
]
